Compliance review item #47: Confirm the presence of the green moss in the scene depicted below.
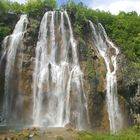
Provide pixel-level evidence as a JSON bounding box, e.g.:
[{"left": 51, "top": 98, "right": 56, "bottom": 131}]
[
  {"left": 82, "top": 61, "right": 96, "bottom": 80},
  {"left": 29, "top": 19, "right": 39, "bottom": 38},
  {"left": 56, "top": 136, "right": 64, "bottom": 140},
  {"left": 23, "top": 136, "right": 29, "bottom": 140}
]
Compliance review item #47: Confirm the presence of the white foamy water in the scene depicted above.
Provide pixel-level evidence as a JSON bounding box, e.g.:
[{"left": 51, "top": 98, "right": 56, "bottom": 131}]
[
  {"left": 2, "top": 15, "right": 28, "bottom": 123},
  {"left": 33, "top": 11, "right": 88, "bottom": 129},
  {"left": 89, "top": 21, "right": 123, "bottom": 132}
]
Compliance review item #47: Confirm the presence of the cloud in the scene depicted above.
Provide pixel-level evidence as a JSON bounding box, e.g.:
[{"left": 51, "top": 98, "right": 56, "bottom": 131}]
[
  {"left": 88, "top": 0, "right": 140, "bottom": 15},
  {"left": 11, "top": 0, "right": 26, "bottom": 3}
]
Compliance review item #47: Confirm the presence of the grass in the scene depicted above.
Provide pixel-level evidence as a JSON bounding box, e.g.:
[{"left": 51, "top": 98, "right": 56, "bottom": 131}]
[
  {"left": 76, "top": 126, "right": 140, "bottom": 140},
  {"left": 56, "top": 136, "right": 64, "bottom": 140},
  {"left": 0, "top": 126, "right": 139, "bottom": 140}
]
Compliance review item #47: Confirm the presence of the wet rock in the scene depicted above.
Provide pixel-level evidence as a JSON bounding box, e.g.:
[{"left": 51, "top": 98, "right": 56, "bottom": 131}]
[
  {"left": 117, "top": 52, "right": 140, "bottom": 126},
  {"left": 75, "top": 26, "right": 109, "bottom": 130},
  {"left": 65, "top": 122, "right": 75, "bottom": 130},
  {"left": 133, "top": 114, "right": 140, "bottom": 127}
]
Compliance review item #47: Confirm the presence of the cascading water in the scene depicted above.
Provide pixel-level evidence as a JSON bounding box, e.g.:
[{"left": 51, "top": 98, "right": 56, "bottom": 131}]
[
  {"left": 33, "top": 11, "right": 88, "bottom": 129},
  {"left": 1, "top": 15, "right": 28, "bottom": 124},
  {"left": 89, "top": 21, "right": 123, "bottom": 132}
]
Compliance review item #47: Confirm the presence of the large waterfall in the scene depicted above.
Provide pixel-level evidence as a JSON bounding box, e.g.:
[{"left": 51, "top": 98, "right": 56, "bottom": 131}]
[
  {"left": 0, "top": 10, "right": 126, "bottom": 132},
  {"left": 89, "top": 21, "right": 123, "bottom": 132},
  {"left": 0, "top": 15, "right": 28, "bottom": 124},
  {"left": 33, "top": 11, "right": 88, "bottom": 129}
]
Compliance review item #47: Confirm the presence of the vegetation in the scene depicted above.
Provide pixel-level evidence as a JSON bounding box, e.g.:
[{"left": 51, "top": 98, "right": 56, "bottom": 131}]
[
  {"left": 0, "top": 126, "right": 139, "bottom": 140},
  {"left": 82, "top": 61, "right": 96, "bottom": 80},
  {"left": 64, "top": 1, "right": 140, "bottom": 63},
  {"left": 0, "top": 0, "right": 24, "bottom": 14},
  {"left": 76, "top": 126, "right": 140, "bottom": 140},
  {"left": 56, "top": 136, "right": 64, "bottom": 140},
  {"left": 24, "top": 0, "right": 57, "bottom": 14},
  {"left": 0, "top": 0, "right": 57, "bottom": 43},
  {"left": 0, "top": 23, "right": 11, "bottom": 43},
  {"left": 0, "top": 0, "right": 140, "bottom": 66},
  {"left": 0, "top": 0, "right": 56, "bottom": 14},
  {"left": 0, "top": 1, "right": 139, "bottom": 138}
]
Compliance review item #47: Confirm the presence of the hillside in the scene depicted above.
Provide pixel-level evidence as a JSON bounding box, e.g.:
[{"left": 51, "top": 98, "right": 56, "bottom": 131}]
[{"left": 0, "top": 0, "right": 140, "bottom": 138}]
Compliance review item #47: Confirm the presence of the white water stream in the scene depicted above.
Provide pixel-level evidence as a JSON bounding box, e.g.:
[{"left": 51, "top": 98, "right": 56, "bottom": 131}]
[
  {"left": 2, "top": 15, "right": 28, "bottom": 123},
  {"left": 33, "top": 11, "right": 88, "bottom": 129},
  {"left": 90, "top": 21, "right": 123, "bottom": 132}
]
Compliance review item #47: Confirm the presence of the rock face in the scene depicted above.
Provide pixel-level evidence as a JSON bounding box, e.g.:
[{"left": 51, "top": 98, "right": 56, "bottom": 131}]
[
  {"left": 0, "top": 9, "right": 139, "bottom": 131},
  {"left": 17, "top": 15, "right": 41, "bottom": 123},
  {"left": 117, "top": 54, "right": 140, "bottom": 125},
  {"left": 75, "top": 27, "right": 109, "bottom": 130}
]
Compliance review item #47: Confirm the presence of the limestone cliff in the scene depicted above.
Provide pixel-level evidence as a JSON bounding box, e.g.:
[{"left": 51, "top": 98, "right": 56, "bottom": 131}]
[{"left": 0, "top": 9, "right": 139, "bottom": 131}]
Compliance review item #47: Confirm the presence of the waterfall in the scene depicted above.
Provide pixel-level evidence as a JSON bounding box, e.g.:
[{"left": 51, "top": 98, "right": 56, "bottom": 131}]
[
  {"left": 33, "top": 11, "right": 88, "bottom": 129},
  {"left": 89, "top": 21, "right": 123, "bottom": 132},
  {"left": 1, "top": 15, "right": 28, "bottom": 124}
]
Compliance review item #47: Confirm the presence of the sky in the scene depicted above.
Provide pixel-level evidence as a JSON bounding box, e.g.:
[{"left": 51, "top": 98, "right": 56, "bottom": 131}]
[{"left": 11, "top": 0, "right": 140, "bottom": 15}]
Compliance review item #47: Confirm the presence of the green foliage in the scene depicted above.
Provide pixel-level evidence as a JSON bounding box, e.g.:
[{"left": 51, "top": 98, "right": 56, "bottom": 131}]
[
  {"left": 0, "top": 0, "right": 57, "bottom": 15},
  {"left": 0, "top": 0, "right": 24, "bottom": 14},
  {"left": 24, "top": 0, "right": 43, "bottom": 13},
  {"left": 0, "top": 24, "right": 11, "bottom": 43},
  {"left": 0, "top": 0, "right": 57, "bottom": 43},
  {"left": 24, "top": 0, "right": 57, "bottom": 13},
  {"left": 82, "top": 61, "right": 95, "bottom": 80},
  {"left": 0, "top": 0, "right": 10, "bottom": 14},
  {"left": 106, "top": 11, "right": 140, "bottom": 62},
  {"left": 9, "top": 2, "right": 24, "bottom": 14},
  {"left": 0, "top": 0, "right": 140, "bottom": 64},
  {"left": 64, "top": 2, "right": 140, "bottom": 63},
  {"left": 56, "top": 136, "right": 64, "bottom": 140},
  {"left": 76, "top": 127, "right": 140, "bottom": 140}
]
